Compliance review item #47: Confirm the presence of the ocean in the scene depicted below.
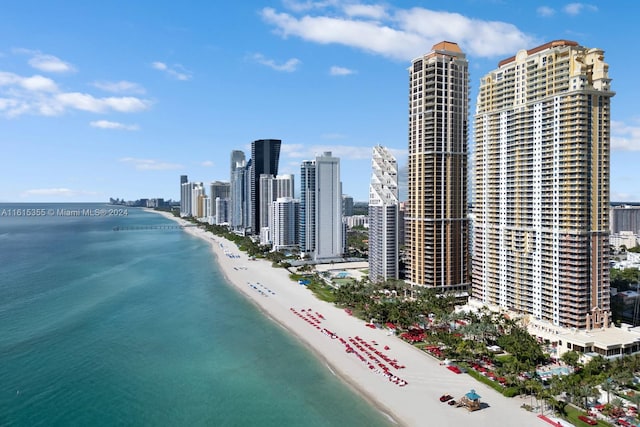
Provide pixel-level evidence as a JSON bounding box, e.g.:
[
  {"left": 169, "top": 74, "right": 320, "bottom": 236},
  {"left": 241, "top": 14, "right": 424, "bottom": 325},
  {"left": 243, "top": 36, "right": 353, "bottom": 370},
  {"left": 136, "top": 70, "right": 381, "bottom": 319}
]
[{"left": 0, "top": 203, "right": 391, "bottom": 427}]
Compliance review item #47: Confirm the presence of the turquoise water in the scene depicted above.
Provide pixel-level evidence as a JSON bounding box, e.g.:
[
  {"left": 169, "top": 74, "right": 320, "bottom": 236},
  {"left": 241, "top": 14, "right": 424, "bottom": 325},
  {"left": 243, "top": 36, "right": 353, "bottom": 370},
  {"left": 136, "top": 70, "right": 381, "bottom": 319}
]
[{"left": 0, "top": 204, "right": 391, "bottom": 427}]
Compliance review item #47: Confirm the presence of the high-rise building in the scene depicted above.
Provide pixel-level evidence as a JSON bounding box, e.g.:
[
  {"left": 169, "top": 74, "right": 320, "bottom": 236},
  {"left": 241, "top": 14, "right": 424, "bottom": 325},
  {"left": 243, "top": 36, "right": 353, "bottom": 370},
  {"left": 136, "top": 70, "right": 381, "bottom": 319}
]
[
  {"left": 299, "top": 152, "right": 344, "bottom": 260},
  {"left": 229, "top": 151, "right": 246, "bottom": 229},
  {"left": 243, "top": 160, "right": 253, "bottom": 232},
  {"left": 342, "top": 195, "right": 354, "bottom": 217},
  {"left": 179, "top": 175, "right": 189, "bottom": 216},
  {"left": 258, "top": 174, "right": 294, "bottom": 230},
  {"left": 250, "top": 139, "right": 281, "bottom": 234},
  {"left": 472, "top": 40, "right": 614, "bottom": 330},
  {"left": 610, "top": 205, "right": 640, "bottom": 235},
  {"left": 210, "top": 181, "right": 231, "bottom": 224},
  {"left": 230, "top": 150, "right": 245, "bottom": 179},
  {"left": 270, "top": 197, "right": 300, "bottom": 252},
  {"left": 407, "top": 41, "right": 470, "bottom": 292},
  {"left": 316, "top": 152, "right": 343, "bottom": 260},
  {"left": 230, "top": 157, "right": 247, "bottom": 231},
  {"left": 368, "top": 145, "right": 399, "bottom": 283},
  {"left": 214, "top": 197, "right": 229, "bottom": 225},
  {"left": 259, "top": 174, "right": 294, "bottom": 244},
  {"left": 300, "top": 160, "right": 316, "bottom": 255},
  {"left": 191, "top": 182, "right": 204, "bottom": 218},
  {"left": 181, "top": 181, "right": 197, "bottom": 217}
]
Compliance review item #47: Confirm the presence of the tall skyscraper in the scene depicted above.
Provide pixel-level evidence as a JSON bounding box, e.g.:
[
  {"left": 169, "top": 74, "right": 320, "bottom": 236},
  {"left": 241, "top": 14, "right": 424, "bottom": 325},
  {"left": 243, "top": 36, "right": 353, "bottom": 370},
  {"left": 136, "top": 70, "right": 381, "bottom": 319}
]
[
  {"left": 210, "top": 181, "right": 231, "bottom": 223},
  {"left": 250, "top": 139, "right": 281, "bottom": 234},
  {"left": 230, "top": 150, "right": 245, "bottom": 180},
  {"left": 243, "top": 159, "right": 253, "bottom": 232},
  {"left": 230, "top": 158, "right": 247, "bottom": 231},
  {"left": 259, "top": 174, "right": 295, "bottom": 244},
  {"left": 229, "top": 151, "right": 245, "bottom": 229},
  {"left": 179, "top": 175, "right": 188, "bottom": 216},
  {"left": 270, "top": 197, "right": 300, "bottom": 252},
  {"left": 407, "top": 41, "right": 470, "bottom": 292},
  {"left": 299, "top": 152, "right": 344, "bottom": 261},
  {"left": 300, "top": 160, "right": 316, "bottom": 255},
  {"left": 368, "top": 145, "right": 399, "bottom": 283},
  {"left": 472, "top": 40, "right": 614, "bottom": 330},
  {"left": 342, "top": 195, "right": 354, "bottom": 217},
  {"left": 316, "top": 152, "right": 343, "bottom": 260},
  {"left": 610, "top": 206, "right": 640, "bottom": 234},
  {"left": 191, "top": 182, "right": 204, "bottom": 218},
  {"left": 214, "top": 197, "right": 229, "bottom": 225}
]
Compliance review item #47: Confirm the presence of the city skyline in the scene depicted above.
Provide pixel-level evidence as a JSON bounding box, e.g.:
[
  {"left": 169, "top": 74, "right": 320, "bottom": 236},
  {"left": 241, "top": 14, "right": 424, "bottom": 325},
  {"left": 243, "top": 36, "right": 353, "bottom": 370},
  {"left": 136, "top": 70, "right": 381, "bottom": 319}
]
[{"left": 2, "top": 2, "right": 640, "bottom": 203}]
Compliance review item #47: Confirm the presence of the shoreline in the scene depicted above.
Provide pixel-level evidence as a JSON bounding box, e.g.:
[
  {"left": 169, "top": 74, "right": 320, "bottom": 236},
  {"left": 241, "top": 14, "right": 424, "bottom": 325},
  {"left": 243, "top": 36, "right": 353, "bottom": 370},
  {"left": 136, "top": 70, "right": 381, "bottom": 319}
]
[{"left": 149, "top": 210, "right": 547, "bottom": 427}]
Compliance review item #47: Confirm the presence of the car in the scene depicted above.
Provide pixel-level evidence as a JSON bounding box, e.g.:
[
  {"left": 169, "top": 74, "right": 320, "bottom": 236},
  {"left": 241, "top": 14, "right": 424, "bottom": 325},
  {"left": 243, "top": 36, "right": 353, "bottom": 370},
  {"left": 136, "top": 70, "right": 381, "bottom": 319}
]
[
  {"left": 439, "top": 394, "right": 453, "bottom": 402},
  {"left": 577, "top": 415, "right": 597, "bottom": 425},
  {"left": 448, "top": 400, "right": 456, "bottom": 406}
]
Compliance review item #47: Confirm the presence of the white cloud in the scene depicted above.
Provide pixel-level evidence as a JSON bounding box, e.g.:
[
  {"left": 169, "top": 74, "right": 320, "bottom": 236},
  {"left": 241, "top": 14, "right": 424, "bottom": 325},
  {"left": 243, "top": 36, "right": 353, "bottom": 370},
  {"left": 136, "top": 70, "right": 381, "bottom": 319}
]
[
  {"left": 90, "top": 120, "right": 139, "bottom": 131},
  {"left": 200, "top": 160, "right": 214, "bottom": 167},
  {"left": 152, "top": 61, "right": 192, "bottom": 80},
  {"left": 20, "top": 75, "right": 59, "bottom": 92},
  {"left": 21, "top": 188, "right": 96, "bottom": 198},
  {"left": 0, "top": 72, "right": 57, "bottom": 92},
  {"left": 330, "top": 66, "right": 355, "bottom": 76},
  {"left": 537, "top": 6, "right": 555, "bottom": 17},
  {"left": 282, "top": 0, "right": 337, "bottom": 13},
  {"left": 251, "top": 53, "right": 301, "bottom": 72},
  {"left": 564, "top": 3, "right": 598, "bottom": 15},
  {"left": 92, "top": 80, "right": 145, "bottom": 94},
  {"left": 261, "top": 6, "right": 536, "bottom": 61},
  {"left": 0, "top": 67, "right": 151, "bottom": 118},
  {"left": 28, "top": 53, "right": 76, "bottom": 73},
  {"left": 611, "top": 120, "right": 640, "bottom": 151},
  {"left": 343, "top": 4, "right": 388, "bottom": 20},
  {"left": 119, "top": 157, "right": 183, "bottom": 171},
  {"left": 152, "top": 61, "right": 168, "bottom": 71},
  {"left": 56, "top": 93, "right": 151, "bottom": 113}
]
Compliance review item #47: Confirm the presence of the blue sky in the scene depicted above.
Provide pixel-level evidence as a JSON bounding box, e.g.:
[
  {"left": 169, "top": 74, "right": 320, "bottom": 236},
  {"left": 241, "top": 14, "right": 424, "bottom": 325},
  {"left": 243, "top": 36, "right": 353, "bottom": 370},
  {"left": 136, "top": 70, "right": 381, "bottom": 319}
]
[{"left": 1, "top": 1, "right": 638, "bottom": 203}]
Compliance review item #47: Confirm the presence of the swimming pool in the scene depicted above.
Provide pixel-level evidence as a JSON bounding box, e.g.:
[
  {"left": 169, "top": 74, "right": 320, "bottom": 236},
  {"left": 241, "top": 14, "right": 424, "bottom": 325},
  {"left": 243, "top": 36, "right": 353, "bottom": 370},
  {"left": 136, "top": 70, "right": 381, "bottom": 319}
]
[{"left": 537, "top": 366, "right": 572, "bottom": 379}]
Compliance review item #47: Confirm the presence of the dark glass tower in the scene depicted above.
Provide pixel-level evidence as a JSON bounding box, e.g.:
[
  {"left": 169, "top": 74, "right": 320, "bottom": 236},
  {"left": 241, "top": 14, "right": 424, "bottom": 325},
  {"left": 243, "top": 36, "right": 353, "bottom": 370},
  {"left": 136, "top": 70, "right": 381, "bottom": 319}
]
[{"left": 250, "top": 139, "right": 281, "bottom": 234}]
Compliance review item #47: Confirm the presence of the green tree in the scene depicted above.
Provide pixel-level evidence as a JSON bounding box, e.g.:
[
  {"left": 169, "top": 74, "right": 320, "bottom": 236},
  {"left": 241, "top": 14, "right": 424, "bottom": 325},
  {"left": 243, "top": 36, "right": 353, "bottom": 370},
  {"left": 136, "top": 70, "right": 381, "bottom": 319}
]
[{"left": 560, "top": 350, "right": 580, "bottom": 368}]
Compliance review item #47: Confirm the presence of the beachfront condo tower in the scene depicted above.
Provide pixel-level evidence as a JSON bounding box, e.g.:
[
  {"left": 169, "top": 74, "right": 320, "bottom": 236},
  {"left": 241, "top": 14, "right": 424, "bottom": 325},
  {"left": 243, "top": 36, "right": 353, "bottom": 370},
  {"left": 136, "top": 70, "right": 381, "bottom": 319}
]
[
  {"left": 300, "top": 160, "right": 316, "bottom": 256},
  {"left": 471, "top": 40, "right": 614, "bottom": 330},
  {"left": 369, "top": 145, "right": 399, "bottom": 283},
  {"left": 270, "top": 197, "right": 300, "bottom": 252},
  {"left": 230, "top": 156, "right": 247, "bottom": 231},
  {"left": 230, "top": 150, "right": 246, "bottom": 230},
  {"left": 407, "top": 41, "right": 470, "bottom": 292},
  {"left": 259, "top": 174, "right": 295, "bottom": 245},
  {"left": 300, "top": 152, "right": 344, "bottom": 261},
  {"left": 250, "top": 139, "right": 281, "bottom": 235},
  {"left": 210, "top": 181, "right": 231, "bottom": 224},
  {"left": 179, "top": 175, "right": 189, "bottom": 217}
]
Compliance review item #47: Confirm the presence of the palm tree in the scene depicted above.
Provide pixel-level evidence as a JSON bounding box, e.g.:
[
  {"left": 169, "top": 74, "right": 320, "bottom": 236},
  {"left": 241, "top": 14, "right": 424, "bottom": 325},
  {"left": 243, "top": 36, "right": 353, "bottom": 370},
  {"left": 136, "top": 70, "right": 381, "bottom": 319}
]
[
  {"left": 601, "top": 378, "right": 615, "bottom": 404},
  {"left": 611, "top": 397, "right": 625, "bottom": 418},
  {"left": 612, "top": 367, "right": 634, "bottom": 392}
]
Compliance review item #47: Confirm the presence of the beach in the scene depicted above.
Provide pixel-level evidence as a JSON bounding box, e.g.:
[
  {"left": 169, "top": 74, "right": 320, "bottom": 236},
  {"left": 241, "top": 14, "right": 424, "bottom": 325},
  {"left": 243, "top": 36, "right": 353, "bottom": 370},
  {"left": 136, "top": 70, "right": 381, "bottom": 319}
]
[{"left": 156, "top": 211, "right": 548, "bottom": 427}]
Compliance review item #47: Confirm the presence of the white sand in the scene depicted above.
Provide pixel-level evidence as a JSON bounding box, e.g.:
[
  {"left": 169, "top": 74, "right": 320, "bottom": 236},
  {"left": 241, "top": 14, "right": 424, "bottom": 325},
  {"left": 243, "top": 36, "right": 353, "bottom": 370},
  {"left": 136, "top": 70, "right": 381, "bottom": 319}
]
[{"left": 152, "top": 211, "right": 548, "bottom": 427}]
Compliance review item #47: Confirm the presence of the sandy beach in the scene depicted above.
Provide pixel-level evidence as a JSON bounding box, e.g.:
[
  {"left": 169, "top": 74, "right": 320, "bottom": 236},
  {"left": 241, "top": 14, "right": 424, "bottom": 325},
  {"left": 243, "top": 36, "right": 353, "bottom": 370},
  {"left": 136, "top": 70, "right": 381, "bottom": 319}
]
[{"left": 153, "top": 211, "right": 550, "bottom": 427}]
